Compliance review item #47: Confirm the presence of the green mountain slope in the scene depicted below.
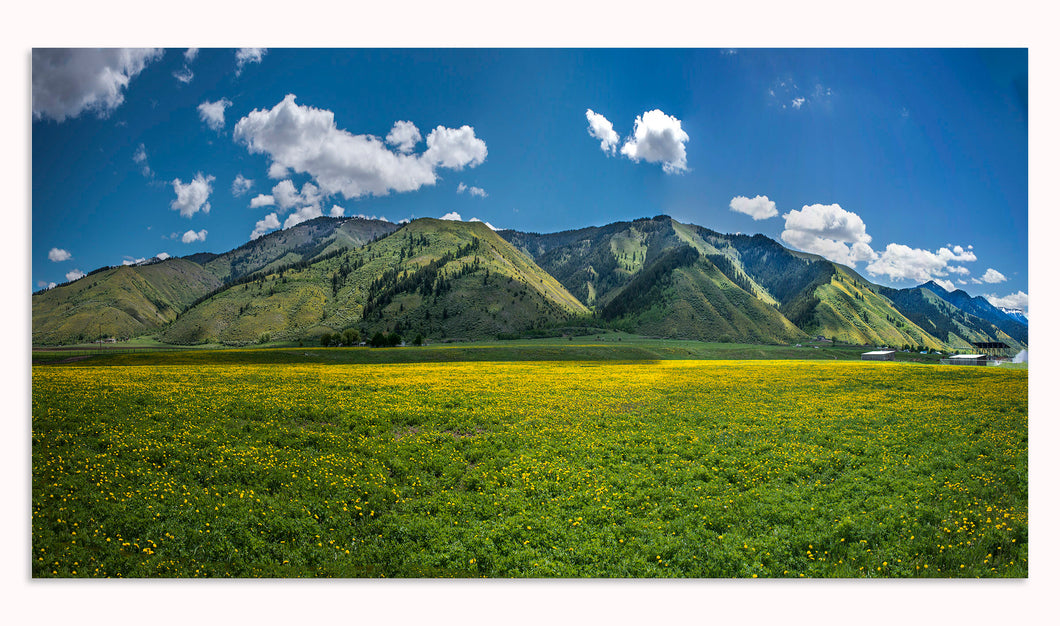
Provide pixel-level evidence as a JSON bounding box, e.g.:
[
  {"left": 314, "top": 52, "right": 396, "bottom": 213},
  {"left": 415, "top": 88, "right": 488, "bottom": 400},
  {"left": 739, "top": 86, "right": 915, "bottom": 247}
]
[
  {"left": 502, "top": 216, "right": 950, "bottom": 347},
  {"left": 203, "top": 216, "right": 399, "bottom": 283},
  {"left": 32, "top": 258, "right": 222, "bottom": 344},
  {"left": 878, "top": 283, "right": 1026, "bottom": 351},
  {"left": 599, "top": 245, "right": 807, "bottom": 343},
  {"left": 159, "top": 218, "right": 589, "bottom": 345},
  {"left": 803, "top": 267, "right": 948, "bottom": 349}
]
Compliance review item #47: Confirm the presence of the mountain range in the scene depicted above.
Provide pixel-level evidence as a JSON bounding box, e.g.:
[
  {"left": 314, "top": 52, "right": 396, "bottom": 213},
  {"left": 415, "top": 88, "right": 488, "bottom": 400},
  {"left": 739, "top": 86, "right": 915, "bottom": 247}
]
[{"left": 32, "top": 215, "right": 1027, "bottom": 351}]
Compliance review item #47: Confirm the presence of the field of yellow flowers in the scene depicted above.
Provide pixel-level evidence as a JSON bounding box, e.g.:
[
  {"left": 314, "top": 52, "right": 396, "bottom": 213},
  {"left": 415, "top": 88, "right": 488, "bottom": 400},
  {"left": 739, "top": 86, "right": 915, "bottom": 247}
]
[{"left": 32, "top": 359, "right": 1027, "bottom": 577}]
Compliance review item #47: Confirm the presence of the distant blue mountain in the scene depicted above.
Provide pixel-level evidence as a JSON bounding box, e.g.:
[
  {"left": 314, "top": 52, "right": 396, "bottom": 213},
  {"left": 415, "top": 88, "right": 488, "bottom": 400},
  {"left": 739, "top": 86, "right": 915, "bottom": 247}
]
[{"left": 918, "top": 281, "right": 1028, "bottom": 343}]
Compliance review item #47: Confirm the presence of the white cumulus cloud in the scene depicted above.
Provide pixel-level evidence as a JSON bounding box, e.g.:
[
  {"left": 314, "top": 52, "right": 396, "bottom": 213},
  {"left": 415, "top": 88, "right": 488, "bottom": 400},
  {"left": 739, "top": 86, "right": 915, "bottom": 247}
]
[
  {"left": 329, "top": 205, "right": 346, "bottom": 217},
  {"left": 386, "top": 121, "right": 422, "bottom": 153},
  {"left": 729, "top": 195, "right": 778, "bottom": 221},
  {"left": 440, "top": 212, "right": 462, "bottom": 221},
  {"left": 170, "top": 173, "right": 215, "bottom": 218},
  {"left": 48, "top": 247, "right": 72, "bottom": 262},
  {"left": 586, "top": 109, "right": 619, "bottom": 154},
  {"left": 457, "top": 182, "right": 488, "bottom": 198},
  {"left": 864, "top": 243, "right": 976, "bottom": 284},
  {"left": 182, "top": 229, "right": 208, "bottom": 244},
  {"left": 198, "top": 98, "right": 233, "bottom": 131},
  {"left": 32, "top": 48, "right": 163, "bottom": 122},
  {"left": 981, "top": 268, "right": 1007, "bottom": 283},
  {"left": 250, "top": 213, "right": 281, "bottom": 240},
  {"left": 780, "top": 203, "right": 876, "bottom": 266},
  {"left": 232, "top": 173, "right": 253, "bottom": 196},
  {"left": 249, "top": 194, "right": 275, "bottom": 208},
  {"left": 65, "top": 269, "right": 85, "bottom": 282},
  {"left": 619, "top": 109, "right": 689, "bottom": 174},
  {"left": 233, "top": 94, "right": 487, "bottom": 199},
  {"left": 422, "top": 125, "right": 488, "bottom": 170},
  {"left": 235, "top": 48, "right": 266, "bottom": 75},
  {"left": 985, "top": 291, "right": 1029, "bottom": 313}
]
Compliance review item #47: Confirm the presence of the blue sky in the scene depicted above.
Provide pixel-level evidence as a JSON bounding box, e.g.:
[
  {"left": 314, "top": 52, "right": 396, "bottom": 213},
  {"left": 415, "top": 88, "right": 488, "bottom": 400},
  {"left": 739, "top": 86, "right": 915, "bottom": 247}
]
[{"left": 31, "top": 48, "right": 1028, "bottom": 311}]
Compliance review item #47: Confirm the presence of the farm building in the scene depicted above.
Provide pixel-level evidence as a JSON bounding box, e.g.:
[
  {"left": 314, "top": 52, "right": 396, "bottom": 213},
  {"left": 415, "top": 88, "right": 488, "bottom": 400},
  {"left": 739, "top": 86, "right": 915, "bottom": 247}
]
[
  {"left": 861, "top": 350, "right": 895, "bottom": 361},
  {"left": 941, "top": 354, "right": 989, "bottom": 366}
]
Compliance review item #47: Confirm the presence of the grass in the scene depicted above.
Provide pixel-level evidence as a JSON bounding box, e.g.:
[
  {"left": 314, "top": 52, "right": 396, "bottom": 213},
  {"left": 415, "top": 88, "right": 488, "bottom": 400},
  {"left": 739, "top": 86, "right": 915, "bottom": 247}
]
[
  {"left": 32, "top": 357, "right": 1026, "bottom": 577},
  {"left": 34, "top": 335, "right": 956, "bottom": 367}
]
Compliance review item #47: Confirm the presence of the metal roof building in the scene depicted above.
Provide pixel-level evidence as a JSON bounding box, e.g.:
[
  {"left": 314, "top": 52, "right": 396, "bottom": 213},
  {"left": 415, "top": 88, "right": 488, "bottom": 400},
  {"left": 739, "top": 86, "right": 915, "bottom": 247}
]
[
  {"left": 861, "top": 350, "right": 896, "bottom": 361},
  {"left": 941, "top": 354, "right": 990, "bottom": 366}
]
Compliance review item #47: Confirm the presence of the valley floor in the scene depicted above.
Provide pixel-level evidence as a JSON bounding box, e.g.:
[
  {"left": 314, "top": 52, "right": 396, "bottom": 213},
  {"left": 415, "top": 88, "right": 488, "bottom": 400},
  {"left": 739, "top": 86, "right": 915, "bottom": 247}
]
[{"left": 32, "top": 358, "right": 1027, "bottom": 577}]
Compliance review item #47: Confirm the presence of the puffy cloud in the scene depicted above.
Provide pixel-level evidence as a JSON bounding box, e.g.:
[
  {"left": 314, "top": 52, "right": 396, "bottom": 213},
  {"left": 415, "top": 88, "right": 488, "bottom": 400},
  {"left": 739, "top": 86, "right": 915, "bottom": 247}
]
[
  {"left": 66, "top": 269, "right": 85, "bottom": 282},
  {"left": 936, "top": 245, "right": 977, "bottom": 263},
  {"left": 182, "top": 229, "right": 208, "bottom": 244},
  {"left": 48, "top": 247, "right": 71, "bottom": 262},
  {"left": 198, "top": 98, "right": 233, "bottom": 131},
  {"left": 133, "top": 143, "right": 153, "bottom": 177},
  {"left": 985, "top": 291, "right": 1029, "bottom": 313},
  {"left": 981, "top": 268, "right": 1007, "bottom": 283},
  {"left": 386, "top": 121, "right": 421, "bottom": 153},
  {"left": 233, "top": 95, "right": 487, "bottom": 199},
  {"left": 933, "top": 279, "right": 956, "bottom": 292},
  {"left": 184, "top": 48, "right": 199, "bottom": 63},
  {"left": 170, "top": 173, "right": 215, "bottom": 218},
  {"left": 457, "top": 182, "right": 488, "bottom": 198},
  {"left": 156, "top": 252, "right": 170, "bottom": 261},
  {"left": 469, "top": 217, "right": 498, "bottom": 231},
  {"left": 780, "top": 203, "right": 876, "bottom": 266},
  {"left": 422, "top": 125, "right": 488, "bottom": 170},
  {"left": 619, "top": 109, "right": 689, "bottom": 174},
  {"left": 250, "top": 213, "right": 281, "bottom": 240},
  {"left": 32, "top": 48, "right": 163, "bottom": 122},
  {"left": 249, "top": 194, "right": 275, "bottom": 208},
  {"left": 351, "top": 214, "right": 390, "bottom": 222},
  {"left": 329, "top": 205, "right": 346, "bottom": 217},
  {"left": 232, "top": 173, "right": 253, "bottom": 197},
  {"left": 249, "top": 180, "right": 324, "bottom": 233},
  {"left": 235, "top": 48, "right": 266, "bottom": 75},
  {"left": 792, "top": 97, "right": 806, "bottom": 110},
  {"left": 729, "top": 195, "right": 778, "bottom": 221},
  {"left": 440, "top": 212, "right": 462, "bottom": 221},
  {"left": 585, "top": 109, "right": 619, "bottom": 154},
  {"left": 283, "top": 205, "right": 323, "bottom": 230},
  {"left": 864, "top": 243, "right": 976, "bottom": 284},
  {"left": 269, "top": 179, "right": 321, "bottom": 213}
]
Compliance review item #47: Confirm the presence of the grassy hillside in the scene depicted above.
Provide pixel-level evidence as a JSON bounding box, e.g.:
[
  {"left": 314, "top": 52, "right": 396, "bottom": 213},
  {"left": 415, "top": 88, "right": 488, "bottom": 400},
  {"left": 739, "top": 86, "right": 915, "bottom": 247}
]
[
  {"left": 600, "top": 246, "right": 807, "bottom": 344},
  {"left": 32, "top": 258, "right": 222, "bottom": 345},
  {"left": 203, "top": 216, "right": 398, "bottom": 282},
  {"left": 503, "top": 216, "right": 950, "bottom": 347},
  {"left": 878, "top": 284, "right": 1026, "bottom": 351},
  {"left": 160, "top": 218, "right": 589, "bottom": 345},
  {"left": 805, "top": 267, "right": 948, "bottom": 349}
]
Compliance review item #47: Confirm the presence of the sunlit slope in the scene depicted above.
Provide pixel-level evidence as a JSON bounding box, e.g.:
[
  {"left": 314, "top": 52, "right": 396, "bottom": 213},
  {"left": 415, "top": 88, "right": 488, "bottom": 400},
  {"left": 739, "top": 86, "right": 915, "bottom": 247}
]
[
  {"left": 32, "top": 258, "right": 222, "bottom": 344},
  {"left": 503, "top": 216, "right": 949, "bottom": 346},
  {"left": 599, "top": 245, "right": 807, "bottom": 343},
  {"left": 160, "top": 218, "right": 589, "bottom": 344},
  {"left": 803, "top": 267, "right": 947, "bottom": 349},
  {"left": 878, "top": 283, "right": 1026, "bottom": 351},
  {"left": 202, "top": 217, "right": 399, "bottom": 283}
]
